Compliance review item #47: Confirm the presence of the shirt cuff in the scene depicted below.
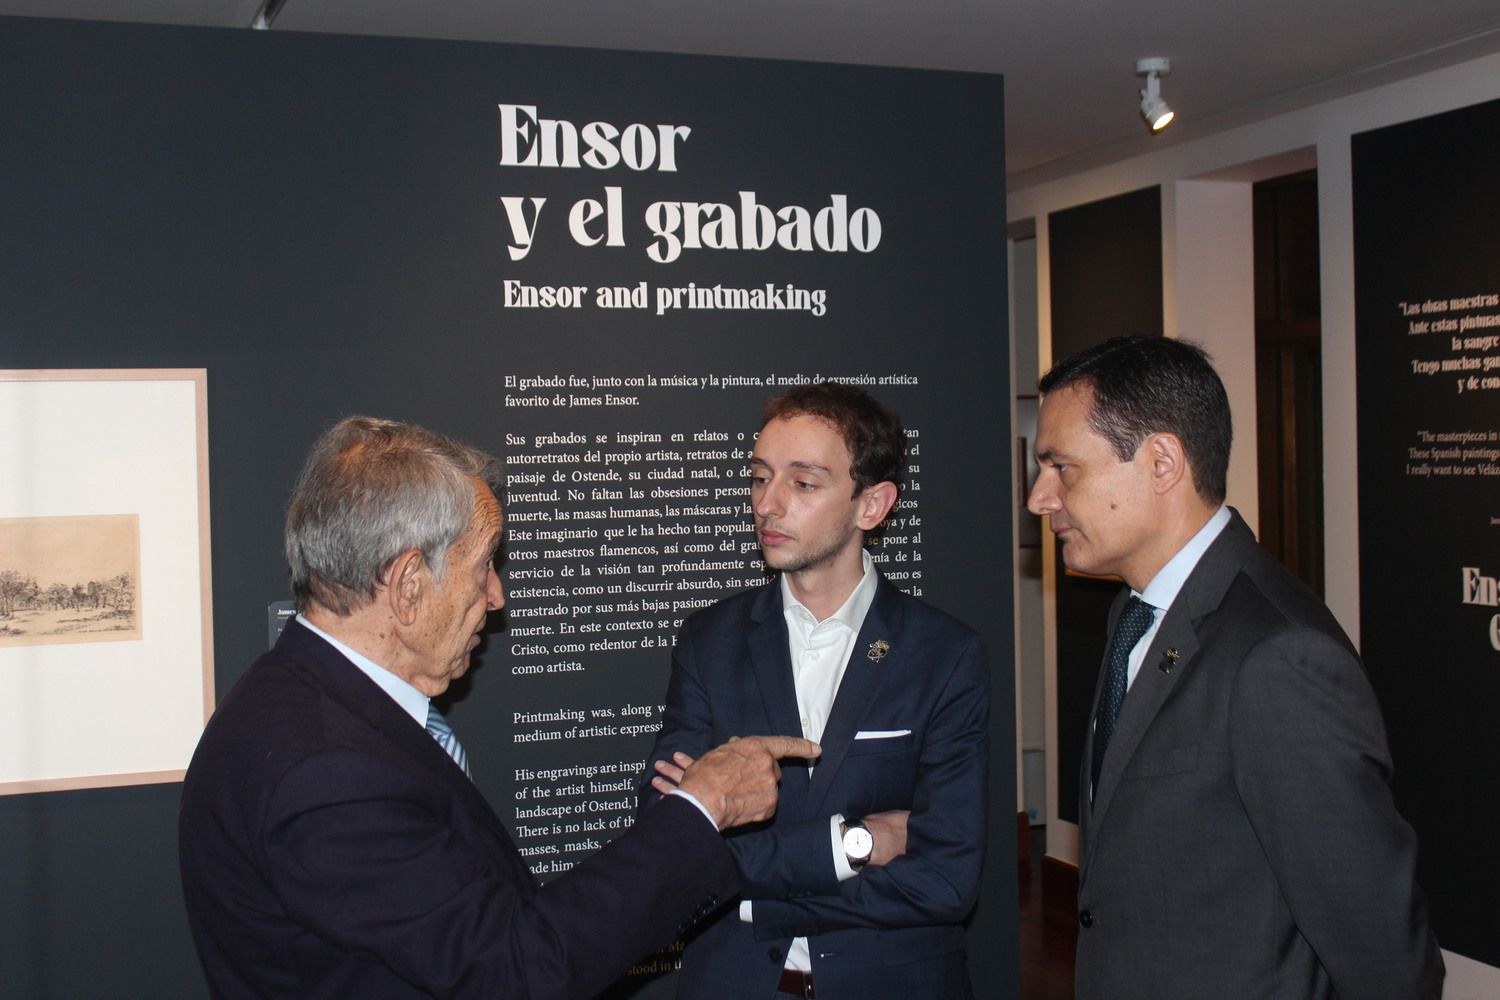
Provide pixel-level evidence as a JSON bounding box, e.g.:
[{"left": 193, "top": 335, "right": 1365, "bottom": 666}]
[
  {"left": 830, "top": 813, "right": 857, "bottom": 881},
  {"left": 668, "top": 789, "right": 718, "bottom": 830},
  {"left": 742, "top": 813, "right": 854, "bottom": 925}
]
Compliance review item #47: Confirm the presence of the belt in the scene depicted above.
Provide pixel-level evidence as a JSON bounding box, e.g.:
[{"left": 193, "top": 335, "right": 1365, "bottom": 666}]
[{"left": 776, "top": 968, "right": 815, "bottom": 998}]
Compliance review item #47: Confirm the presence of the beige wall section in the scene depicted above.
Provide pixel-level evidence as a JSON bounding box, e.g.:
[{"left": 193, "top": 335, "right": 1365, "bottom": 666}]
[
  {"left": 1010, "top": 47, "right": 1500, "bottom": 995},
  {"left": 1313, "top": 133, "right": 1362, "bottom": 633},
  {"left": 1167, "top": 179, "right": 1259, "bottom": 533}
]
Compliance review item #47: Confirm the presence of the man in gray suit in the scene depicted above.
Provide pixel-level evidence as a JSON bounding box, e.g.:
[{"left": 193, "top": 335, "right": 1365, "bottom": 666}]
[{"left": 1027, "top": 336, "right": 1443, "bottom": 999}]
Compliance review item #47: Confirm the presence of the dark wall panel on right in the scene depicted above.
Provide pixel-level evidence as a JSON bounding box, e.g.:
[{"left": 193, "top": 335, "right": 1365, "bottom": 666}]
[{"left": 1353, "top": 97, "right": 1500, "bottom": 967}]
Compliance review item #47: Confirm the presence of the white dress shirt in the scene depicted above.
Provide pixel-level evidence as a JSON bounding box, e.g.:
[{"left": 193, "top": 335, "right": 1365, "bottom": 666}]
[{"left": 740, "top": 549, "right": 879, "bottom": 973}]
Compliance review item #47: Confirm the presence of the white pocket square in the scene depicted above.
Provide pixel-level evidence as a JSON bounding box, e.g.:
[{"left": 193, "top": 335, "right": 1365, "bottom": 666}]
[{"left": 854, "top": 729, "right": 912, "bottom": 740}]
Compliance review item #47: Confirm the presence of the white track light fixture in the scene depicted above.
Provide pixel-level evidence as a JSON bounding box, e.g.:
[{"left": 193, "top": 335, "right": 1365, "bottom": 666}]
[{"left": 1136, "top": 58, "right": 1174, "bottom": 132}]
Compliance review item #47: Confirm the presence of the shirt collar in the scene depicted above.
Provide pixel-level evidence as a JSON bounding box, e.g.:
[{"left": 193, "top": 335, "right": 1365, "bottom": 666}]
[
  {"left": 780, "top": 548, "right": 879, "bottom": 632},
  {"left": 1138, "top": 504, "right": 1231, "bottom": 613},
  {"left": 297, "top": 614, "right": 430, "bottom": 728}
]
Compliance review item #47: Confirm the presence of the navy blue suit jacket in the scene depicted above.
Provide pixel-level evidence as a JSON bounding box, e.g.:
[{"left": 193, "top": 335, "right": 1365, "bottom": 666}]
[
  {"left": 180, "top": 619, "right": 737, "bottom": 999},
  {"left": 641, "top": 575, "right": 989, "bottom": 1000}
]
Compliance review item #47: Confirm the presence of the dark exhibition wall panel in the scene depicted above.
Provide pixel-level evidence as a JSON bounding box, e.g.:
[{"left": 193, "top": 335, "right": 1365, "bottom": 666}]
[
  {"left": 1353, "top": 98, "right": 1500, "bottom": 967},
  {"left": 0, "top": 16, "right": 1014, "bottom": 998},
  {"left": 1046, "top": 186, "right": 1163, "bottom": 826}
]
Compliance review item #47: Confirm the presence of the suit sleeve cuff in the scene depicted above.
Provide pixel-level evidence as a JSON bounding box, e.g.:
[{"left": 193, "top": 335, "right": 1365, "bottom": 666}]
[{"left": 668, "top": 789, "right": 718, "bottom": 831}]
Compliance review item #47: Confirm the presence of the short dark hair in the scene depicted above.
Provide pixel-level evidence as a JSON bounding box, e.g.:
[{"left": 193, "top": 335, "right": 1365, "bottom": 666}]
[
  {"left": 1038, "top": 336, "right": 1231, "bottom": 504},
  {"left": 761, "top": 382, "right": 905, "bottom": 496},
  {"left": 284, "top": 416, "right": 502, "bottom": 615}
]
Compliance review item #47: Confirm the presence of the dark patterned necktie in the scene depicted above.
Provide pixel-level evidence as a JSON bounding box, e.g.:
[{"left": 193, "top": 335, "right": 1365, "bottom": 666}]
[
  {"left": 426, "top": 704, "right": 472, "bottom": 779},
  {"left": 1091, "top": 596, "right": 1156, "bottom": 799}
]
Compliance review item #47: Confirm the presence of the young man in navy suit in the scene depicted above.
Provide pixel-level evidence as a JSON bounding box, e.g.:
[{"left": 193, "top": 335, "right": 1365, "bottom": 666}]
[
  {"left": 179, "top": 416, "right": 817, "bottom": 1000},
  {"left": 1028, "top": 336, "right": 1442, "bottom": 999},
  {"left": 643, "top": 384, "right": 989, "bottom": 1000}
]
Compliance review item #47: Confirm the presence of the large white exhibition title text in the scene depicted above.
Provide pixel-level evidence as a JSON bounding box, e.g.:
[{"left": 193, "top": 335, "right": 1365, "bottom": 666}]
[
  {"left": 1460, "top": 565, "right": 1500, "bottom": 651},
  {"left": 497, "top": 104, "right": 883, "bottom": 264}
]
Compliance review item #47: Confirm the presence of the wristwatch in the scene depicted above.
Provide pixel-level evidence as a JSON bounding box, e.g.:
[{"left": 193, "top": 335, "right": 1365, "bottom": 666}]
[{"left": 841, "top": 819, "right": 874, "bottom": 870}]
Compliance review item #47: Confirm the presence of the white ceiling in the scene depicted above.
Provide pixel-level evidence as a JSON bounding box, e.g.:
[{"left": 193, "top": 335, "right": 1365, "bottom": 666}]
[{"left": 5, "top": 0, "right": 1500, "bottom": 188}]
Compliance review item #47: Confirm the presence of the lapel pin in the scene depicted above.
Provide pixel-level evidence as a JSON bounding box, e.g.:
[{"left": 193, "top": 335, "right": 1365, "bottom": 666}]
[
  {"left": 867, "top": 639, "right": 891, "bottom": 662},
  {"left": 1159, "top": 648, "right": 1180, "bottom": 674}
]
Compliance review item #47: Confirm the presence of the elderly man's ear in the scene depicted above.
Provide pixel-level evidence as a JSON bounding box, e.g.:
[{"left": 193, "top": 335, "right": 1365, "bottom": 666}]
[{"left": 385, "top": 549, "right": 428, "bottom": 626}]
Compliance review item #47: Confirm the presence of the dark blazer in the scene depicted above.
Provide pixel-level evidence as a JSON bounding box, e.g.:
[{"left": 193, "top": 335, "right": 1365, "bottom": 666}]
[
  {"left": 180, "top": 619, "right": 737, "bottom": 999},
  {"left": 1076, "top": 509, "right": 1443, "bottom": 999},
  {"left": 640, "top": 574, "right": 989, "bottom": 1000}
]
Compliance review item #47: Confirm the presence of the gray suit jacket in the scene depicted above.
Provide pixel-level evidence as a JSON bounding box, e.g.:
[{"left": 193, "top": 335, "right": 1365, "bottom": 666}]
[{"left": 1076, "top": 509, "right": 1443, "bottom": 999}]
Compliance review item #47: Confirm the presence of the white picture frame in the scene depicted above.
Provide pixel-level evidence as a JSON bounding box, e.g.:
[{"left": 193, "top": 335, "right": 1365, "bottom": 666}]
[{"left": 0, "top": 369, "right": 214, "bottom": 794}]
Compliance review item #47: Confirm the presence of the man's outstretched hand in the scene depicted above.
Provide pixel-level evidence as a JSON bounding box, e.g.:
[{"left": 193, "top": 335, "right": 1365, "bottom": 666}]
[{"left": 655, "top": 736, "right": 820, "bottom": 830}]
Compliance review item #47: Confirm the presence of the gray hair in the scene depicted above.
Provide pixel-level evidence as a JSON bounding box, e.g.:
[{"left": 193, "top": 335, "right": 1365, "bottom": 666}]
[{"left": 285, "top": 416, "right": 502, "bottom": 616}]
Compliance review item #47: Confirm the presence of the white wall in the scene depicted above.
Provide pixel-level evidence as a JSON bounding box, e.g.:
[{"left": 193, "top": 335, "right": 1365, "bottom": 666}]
[{"left": 1009, "top": 48, "right": 1500, "bottom": 996}]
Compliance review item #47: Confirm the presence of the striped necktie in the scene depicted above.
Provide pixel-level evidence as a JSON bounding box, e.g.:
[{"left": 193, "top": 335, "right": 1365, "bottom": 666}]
[{"left": 426, "top": 704, "right": 471, "bottom": 778}]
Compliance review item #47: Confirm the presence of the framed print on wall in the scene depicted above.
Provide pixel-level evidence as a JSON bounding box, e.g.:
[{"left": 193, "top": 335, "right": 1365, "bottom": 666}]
[{"left": 0, "top": 369, "right": 214, "bottom": 794}]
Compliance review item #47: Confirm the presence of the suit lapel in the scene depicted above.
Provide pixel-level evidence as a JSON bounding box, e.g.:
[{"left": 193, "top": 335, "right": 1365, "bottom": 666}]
[
  {"left": 1084, "top": 618, "right": 1203, "bottom": 847},
  {"left": 1083, "top": 510, "right": 1259, "bottom": 870},
  {"left": 1078, "top": 591, "right": 1126, "bottom": 857},
  {"left": 746, "top": 584, "right": 813, "bottom": 814},
  {"left": 281, "top": 620, "right": 524, "bottom": 871},
  {"left": 747, "top": 583, "right": 805, "bottom": 737},
  {"left": 806, "top": 578, "right": 902, "bottom": 815}
]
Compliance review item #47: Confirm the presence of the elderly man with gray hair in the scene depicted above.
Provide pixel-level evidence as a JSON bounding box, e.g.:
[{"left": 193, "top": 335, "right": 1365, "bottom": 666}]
[{"left": 180, "top": 416, "right": 818, "bottom": 1000}]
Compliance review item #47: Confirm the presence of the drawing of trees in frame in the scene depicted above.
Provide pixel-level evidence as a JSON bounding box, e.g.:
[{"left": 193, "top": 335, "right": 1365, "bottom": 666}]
[{"left": 0, "top": 514, "right": 142, "bottom": 647}]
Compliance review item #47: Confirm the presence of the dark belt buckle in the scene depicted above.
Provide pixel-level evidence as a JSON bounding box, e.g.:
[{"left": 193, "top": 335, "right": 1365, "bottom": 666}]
[{"left": 777, "top": 968, "right": 815, "bottom": 998}]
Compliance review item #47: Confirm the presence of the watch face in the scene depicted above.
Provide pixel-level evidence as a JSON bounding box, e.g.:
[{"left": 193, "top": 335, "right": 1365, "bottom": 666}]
[{"left": 844, "top": 825, "right": 874, "bottom": 861}]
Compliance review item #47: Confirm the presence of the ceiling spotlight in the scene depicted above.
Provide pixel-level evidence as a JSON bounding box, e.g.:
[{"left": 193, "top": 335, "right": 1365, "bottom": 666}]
[{"left": 1136, "top": 58, "right": 1175, "bottom": 132}]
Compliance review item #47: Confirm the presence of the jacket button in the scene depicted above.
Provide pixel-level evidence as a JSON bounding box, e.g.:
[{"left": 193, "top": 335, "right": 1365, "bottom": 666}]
[
  {"left": 1079, "top": 909, "right": 1094, "bottom": 929},
  {"left": 768, "top": 947, "right": 783, "bottom": 963}
]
